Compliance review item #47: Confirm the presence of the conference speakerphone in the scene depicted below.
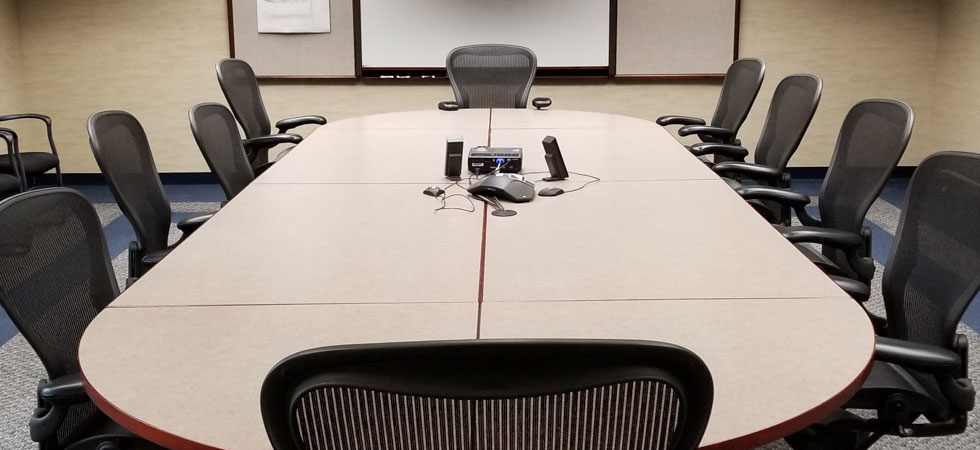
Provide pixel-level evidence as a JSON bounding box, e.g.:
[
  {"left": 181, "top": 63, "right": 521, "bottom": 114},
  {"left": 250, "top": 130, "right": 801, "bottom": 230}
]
[{"left": 467, "top": 146, "right": 523, "bottom": 174}]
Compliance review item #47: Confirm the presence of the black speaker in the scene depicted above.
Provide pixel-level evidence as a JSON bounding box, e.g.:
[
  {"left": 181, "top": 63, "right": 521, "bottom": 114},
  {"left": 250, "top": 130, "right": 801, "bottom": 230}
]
[
  {"left": 542, "top": 135, "right": 568, "bottom": 181},
  {"left": 445, "top": 137, "right": 463, "bottom": 180}
]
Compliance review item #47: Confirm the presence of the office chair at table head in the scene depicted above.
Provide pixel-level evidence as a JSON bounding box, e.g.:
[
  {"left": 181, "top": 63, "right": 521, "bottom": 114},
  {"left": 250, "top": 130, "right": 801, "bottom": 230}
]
[
  {"left": 262, "top": 339, "right": 713, "bottom": 450},
  {"left": 0, "top": 188, "right": 164, "bottom": 450},
  {"left": 216, "top": 58, "right": 325, "bottom": 169},
  {"left": 189, "top": 102, "right": 258, "bottom": 201},
  {"left": 440, "top": 44, "right": 552, "bottom": 110},
  {"left": 657, "top": 58, "right": 765, "bottom": 163},
  {"left": 787, "top": 152, "right": 980, "bottom": 449}
]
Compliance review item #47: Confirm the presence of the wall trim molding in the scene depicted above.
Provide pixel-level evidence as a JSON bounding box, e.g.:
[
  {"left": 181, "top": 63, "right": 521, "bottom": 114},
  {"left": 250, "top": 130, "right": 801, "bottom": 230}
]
[{"left": 38, "top": 167, "right": 916, "bottom": 186}]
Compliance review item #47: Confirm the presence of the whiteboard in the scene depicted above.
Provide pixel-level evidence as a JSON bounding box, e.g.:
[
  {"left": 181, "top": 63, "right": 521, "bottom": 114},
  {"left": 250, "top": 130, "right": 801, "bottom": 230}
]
[{"left": 360, "top": 0, "right": 610, "bottom": 68}]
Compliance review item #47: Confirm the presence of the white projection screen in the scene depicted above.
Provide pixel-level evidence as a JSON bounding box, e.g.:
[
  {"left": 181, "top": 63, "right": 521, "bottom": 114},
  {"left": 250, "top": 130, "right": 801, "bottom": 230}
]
[{"left": 360, "top": 0, "right": 610, "bottom": 69}]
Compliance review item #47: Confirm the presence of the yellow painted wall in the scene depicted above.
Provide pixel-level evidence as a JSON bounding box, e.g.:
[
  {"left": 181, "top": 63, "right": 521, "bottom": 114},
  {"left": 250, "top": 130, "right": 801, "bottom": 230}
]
[
  {"left": 933, "top": 0, "right": 980, "bottom": 154},
  {"left": 1, "top": 0, "right": 958, "bottom": 172},
  {"left": 0, "top": 0, "right": 24, "bottom": 116}
]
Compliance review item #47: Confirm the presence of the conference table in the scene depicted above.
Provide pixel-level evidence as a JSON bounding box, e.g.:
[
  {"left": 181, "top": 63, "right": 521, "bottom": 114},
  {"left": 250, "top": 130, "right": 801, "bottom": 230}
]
[{"left": 78, "top": 109, "right": 874, "bottom": 450}]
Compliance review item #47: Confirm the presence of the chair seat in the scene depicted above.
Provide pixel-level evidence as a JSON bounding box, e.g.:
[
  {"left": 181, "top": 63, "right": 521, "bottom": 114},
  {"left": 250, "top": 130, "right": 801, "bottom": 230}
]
[
  {"left": 722, "top": 176, "right": 741, "bottom": 190},
  {"left": 0, "top": 152, "right": 59, "bottom": 176},
  {"left": 845, "top": 361, "right": 944, "bottom": 414},
  {"left": 140, "top": 248, "right": 172, "bottom": 269},
  {"left": 67, "top": 411, "right": 166, "bottom": 450},
  {"left": 793, "top": 242, "right": 850, "bottom": 277},
  {"left": 273, "top": 145, "right": 295, "bottom": 162},
  {"left": 0, "top": 173, "right": 20, "bottom": 196},
  {"left": 176, "top": 213, "right": 213, "bottom": 234}
]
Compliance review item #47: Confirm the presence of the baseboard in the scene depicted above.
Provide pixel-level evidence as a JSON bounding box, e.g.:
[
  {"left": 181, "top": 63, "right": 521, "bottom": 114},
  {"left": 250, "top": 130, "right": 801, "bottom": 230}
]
[
  {"left": 40, "top": 168, "right": 916, "bottom": 185},
  {"left": 37, "top": 172, "right": 218, "bottom": 185},
  {"left": 787, "top": 166, "right": 915, "bottom": 180}
]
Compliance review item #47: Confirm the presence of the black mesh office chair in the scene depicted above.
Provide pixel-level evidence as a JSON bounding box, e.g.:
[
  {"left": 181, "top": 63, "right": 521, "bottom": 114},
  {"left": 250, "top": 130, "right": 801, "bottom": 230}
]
[
  {"left": 657, "top": 58, "right": 765, "bottom": 165},
  {"left": 787, "top": 152, "right": 980, "bottom": 450},
  {"left": 0, "top": 188, "right": 165, "bottom": 450},
  {"left": 216, "top": 58, "right": 324, "bottom": 169},
  {"left": 0, "top": 113, "right": 62, "bottom": 186},
  {"left": 0, "top": 128, "right": 26, "bottom": 197},
  {"left": 737, "top": 99, "right": 913, "bottom": 289},
  {"left": 262, "top": 340, "right": 713, "bottom": 450},
  {"left": 701, "top": 74, "right": 823, "bottom": 224},
  {"left": 189, "top": 103, "right": 260, "bottom": 201},
  {"left": 439, "top": 44, "right": 552, "bottom": 111},
  {"left": 88, "top": 111, "right": 212, "bottom": 280}
]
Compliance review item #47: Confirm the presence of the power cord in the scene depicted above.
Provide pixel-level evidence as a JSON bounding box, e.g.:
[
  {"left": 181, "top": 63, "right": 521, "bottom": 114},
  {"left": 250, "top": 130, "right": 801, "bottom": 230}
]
[
  {"left": 433, "top": 180, "right": 476, "bottom": 213},
  {"left": 561, "top": 172, "right": 601, "bottom": 193}
]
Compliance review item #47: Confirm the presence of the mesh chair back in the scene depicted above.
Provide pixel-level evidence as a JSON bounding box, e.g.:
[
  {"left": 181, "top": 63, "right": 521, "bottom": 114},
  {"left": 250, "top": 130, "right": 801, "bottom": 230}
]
[
  {"left": 262, "top": 340, "right": 713, "bottom": 450},
  {"left": 189, "top": 103, "right": 255, "bottom": 200},
  {"left": 881, "top": 152, "right": 980, "bottom": 408},
  {"left": 708, "top": 58, "right": 766, "bottom": 134},
  {"left": 818, "top": 100, "right": 913, "bottom": 278},
  {"left": 447, "top": 44, "right": 537, "bottom": 109},
  {"left": 217, "top": 58, "right": 271, "bottom": 139},
  {"left": 753, "top": 74, "right": 822, "bottom": 169},
  {"left": 88, "top": 111, "right": 172, "bottom": 256},
  {"left": 0, "top": 188, "right": 117, "bottom": 447}
]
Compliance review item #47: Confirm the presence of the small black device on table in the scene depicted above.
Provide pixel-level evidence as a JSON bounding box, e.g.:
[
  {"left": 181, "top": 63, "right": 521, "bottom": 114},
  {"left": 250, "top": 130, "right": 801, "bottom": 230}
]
[
  {"left": 445, "top": 137, "right": 463, "bottom": 180},
  {"left": 542, "top": 136, "right": 569, "bottom": 181},
  {"left": 468, "top": 146, "right": 523, "bottom": 174}
]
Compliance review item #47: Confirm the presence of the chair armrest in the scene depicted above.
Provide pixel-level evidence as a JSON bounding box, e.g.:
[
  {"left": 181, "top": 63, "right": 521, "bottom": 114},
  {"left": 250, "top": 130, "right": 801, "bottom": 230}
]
[
  {"left": 531, "top": 97, "right": 552, "bottom": 109},
  {"left": 713, "top": 162, "right": 785, "bottom": 182},
  {"left": 176, "top": 213, "right": 212, "bottom": 234},
  {"left": 656, "top": 115, "right": 705, "bottom": 127},
  {"left": 735, "top": 185, "right": 810, "bottom": 206},
  {"left": 438, "top": 101, "right": 460, "bottom": 111},
  {"left": 37, "top": 374, "right": 87, "bottom": 404},
  {"left": 0, "top": 113, "right": 52, "bottom": 126},
  {"left": 0, "top": 114, "right": 59, "bottom": 156},
  {"left": 690, "top": 143, "right": 749, "bottom": 160},
  {"left": 779, "top": 226, "right": 865, "bottom": 249},
  {"left": 678, "top": 125, "right": 735, "bottom": 141},
  {"left": 31, "top": 376, "right": 90, "bottom": 443},
  {"left": 243, "top": 133, "right": 303, "bottom": 150},
  {"left": 736, "top": 186, "right": 820, "bottom": 226},
  {"left": 275, "top": 115, "right": 326, "bottom": 133},
  {"left": 828, "top": 275, "right": 870, "bottom": 302},
  {"left": 876, "top": 336, "right": 962, "bottom": 373}
]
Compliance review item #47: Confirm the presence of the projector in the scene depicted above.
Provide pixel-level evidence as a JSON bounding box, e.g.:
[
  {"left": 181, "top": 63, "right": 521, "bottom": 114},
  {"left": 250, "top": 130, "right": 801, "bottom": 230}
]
[{"left": 467, "top": 146, "right": 523, "bottom": 174}]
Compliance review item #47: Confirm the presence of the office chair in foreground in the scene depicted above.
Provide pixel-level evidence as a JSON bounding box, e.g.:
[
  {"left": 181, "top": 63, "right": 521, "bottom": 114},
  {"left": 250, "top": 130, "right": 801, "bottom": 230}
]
[
  {"left": 189, "top": 102, "right": 267, "bottom": 201},
  {"left": 216, "top": 58, "right": 325, "bottom": 169},
  {"left": 88, "top": 111, "right": 212, "bottom": 282},
  {"left": 262, "top": 340, "right": 713, "bottom": 450},
  {"left": 703, "top": 73, "right": 822, "bottom": 224},
  {"left": 0, "top": 113, "right": 63, "bottom": 187},
  {"left": 438, "top": 44, "right": 553, "bottom": 111},
  {"left": 737, "top": 99, "right": 913, "bottom": 296},
  {"left": 787, "top": 151, "right": 980, "bottom": 450},
  {"left": 657, "top": 58, "right": 765, "bottom": 165},
  {"left": 0, "top": 188, "right": 165, "bottom": 450}
]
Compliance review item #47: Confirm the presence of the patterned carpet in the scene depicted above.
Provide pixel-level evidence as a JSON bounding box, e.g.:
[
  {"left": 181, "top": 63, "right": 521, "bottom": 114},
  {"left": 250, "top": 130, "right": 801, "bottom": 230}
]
[{"left": 1, "top": 180, "right": 979, "bottom": 449}]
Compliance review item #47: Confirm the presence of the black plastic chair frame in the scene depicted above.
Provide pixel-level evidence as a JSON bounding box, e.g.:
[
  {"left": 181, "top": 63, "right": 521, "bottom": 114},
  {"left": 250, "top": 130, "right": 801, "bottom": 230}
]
[
  {"left": 0, "top": 113, "right": 63, "bottom": 187},
  {"left": 263, "top": 339, "right": 714, "bottom": 450}
]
